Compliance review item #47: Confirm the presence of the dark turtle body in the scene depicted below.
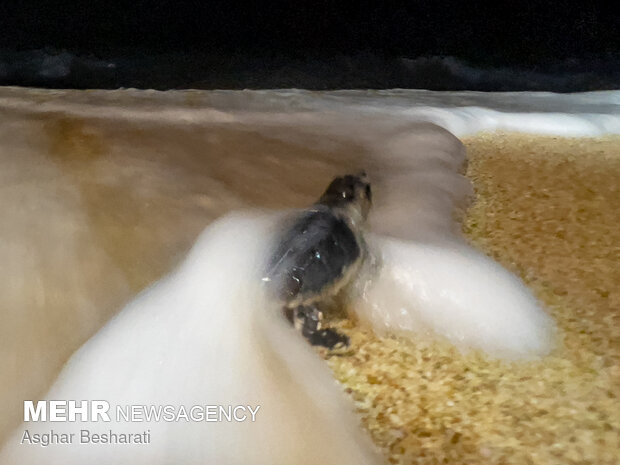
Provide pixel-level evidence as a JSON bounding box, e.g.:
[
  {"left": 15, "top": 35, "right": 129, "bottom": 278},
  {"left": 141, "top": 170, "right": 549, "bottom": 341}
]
[
  {"left": 264, "top": 173, "right": 372, "bottom": 349},
  {"left": 267, "top": 205, "right": 362, "bottom": 306}
]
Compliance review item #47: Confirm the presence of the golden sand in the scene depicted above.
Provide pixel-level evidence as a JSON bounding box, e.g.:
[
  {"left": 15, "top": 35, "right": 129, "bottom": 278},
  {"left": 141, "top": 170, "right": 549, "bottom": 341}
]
[{"left": 327, "top": 133, "right": 620, "bottom": 464}]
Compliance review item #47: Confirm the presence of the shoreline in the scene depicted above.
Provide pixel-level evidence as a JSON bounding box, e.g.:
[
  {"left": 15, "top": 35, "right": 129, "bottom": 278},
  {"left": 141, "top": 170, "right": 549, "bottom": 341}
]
[
  {"left": 1, "top": 89, "right": 618, "bottom": 463},
  {"left": 328, "top": 132, "right": 620, "bottom": 464}
]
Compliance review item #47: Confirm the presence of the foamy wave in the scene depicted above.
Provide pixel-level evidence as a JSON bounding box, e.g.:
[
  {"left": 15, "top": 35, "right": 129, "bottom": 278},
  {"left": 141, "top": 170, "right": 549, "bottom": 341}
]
[
  {"left": 0, "top": 213, "right": 381, "bottom": 465},
  {"left": 4, "top": 87, "right": 608, "bottom": 460},
  {"left": 354, "top": 238, "right": 554, "bottom": 359}
]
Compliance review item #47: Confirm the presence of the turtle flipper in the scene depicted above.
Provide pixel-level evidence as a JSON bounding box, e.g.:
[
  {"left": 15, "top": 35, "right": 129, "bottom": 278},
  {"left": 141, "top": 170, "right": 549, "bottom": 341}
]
[
  {"left": 289, "top": 305, "right": 350, "bottom": 350},
  {"left": 307, "top": 328, "right": 350, "bottom": 350}
]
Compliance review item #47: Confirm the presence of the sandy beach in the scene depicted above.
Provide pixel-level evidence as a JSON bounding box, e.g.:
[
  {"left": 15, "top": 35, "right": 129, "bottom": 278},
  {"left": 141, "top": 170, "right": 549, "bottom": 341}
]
[
  {"left": 1, "top": 87, "right": 618, "bottom": 463},
  {"left": 328, "top": 133, "right": 620, "bottom": 464}
]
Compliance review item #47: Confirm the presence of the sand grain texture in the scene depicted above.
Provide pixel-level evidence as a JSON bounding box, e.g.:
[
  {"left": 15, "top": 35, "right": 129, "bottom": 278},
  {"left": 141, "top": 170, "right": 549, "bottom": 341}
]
[{"left": 327, "top": 133, "right": 620, "bottom": 465}]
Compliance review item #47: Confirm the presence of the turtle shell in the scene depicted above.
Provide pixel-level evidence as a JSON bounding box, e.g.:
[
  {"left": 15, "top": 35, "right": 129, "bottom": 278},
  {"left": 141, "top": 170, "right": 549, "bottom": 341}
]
[{"left": 266, "top": 206, "right": 361, "bottom": 305}]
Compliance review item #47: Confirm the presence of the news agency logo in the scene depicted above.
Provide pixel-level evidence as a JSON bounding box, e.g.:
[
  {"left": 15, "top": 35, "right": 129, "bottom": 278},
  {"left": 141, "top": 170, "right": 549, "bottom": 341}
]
[
  {"left": 20, "top": 401, "right": 261, "bottom": 447},
  {"left": 24, "top": 401, "right": 261, "bottom": 423},
  {"left": 25, "top": 401, "right": 110, "bottom": 422}
]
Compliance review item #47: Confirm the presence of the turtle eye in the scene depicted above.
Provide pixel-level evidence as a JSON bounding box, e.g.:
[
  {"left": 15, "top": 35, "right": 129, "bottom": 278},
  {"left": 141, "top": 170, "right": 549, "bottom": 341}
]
[{"left": 341, "top": 184, "right": 355, "bottom": 199}]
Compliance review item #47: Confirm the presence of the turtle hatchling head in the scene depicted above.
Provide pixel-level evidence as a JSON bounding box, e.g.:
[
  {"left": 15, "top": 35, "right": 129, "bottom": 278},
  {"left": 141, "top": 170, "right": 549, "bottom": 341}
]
[{"left": 318, "top": 171, "right": 372, "bottom": 220}]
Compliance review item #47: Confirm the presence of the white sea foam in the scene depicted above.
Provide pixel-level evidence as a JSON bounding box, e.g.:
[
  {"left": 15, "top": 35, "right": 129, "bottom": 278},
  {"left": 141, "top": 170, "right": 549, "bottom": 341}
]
[
  {"left": 0, "top": 213, "right": 382, "bottom": 465},
  {"left": 1, "top": 87, "right": 619, "bottom": 137},
  {"left": 1, "top": 87, "right": 615, "bottom": 459},
  {"left": 346, "top": 122, "right": 554, "bottom": 359},
  {"left": 354, "top": 237, "right": 554, "bottom": 359}
]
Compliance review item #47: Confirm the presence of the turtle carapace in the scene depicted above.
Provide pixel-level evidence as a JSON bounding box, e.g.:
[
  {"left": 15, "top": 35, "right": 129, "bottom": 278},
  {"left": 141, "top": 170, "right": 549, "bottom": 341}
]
[{"left": 264, "top": 172, "right": 372, "bottom": 350}]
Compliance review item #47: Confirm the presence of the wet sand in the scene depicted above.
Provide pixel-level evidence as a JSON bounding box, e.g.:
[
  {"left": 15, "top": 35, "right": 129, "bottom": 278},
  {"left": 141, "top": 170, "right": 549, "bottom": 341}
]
[{"left": 328, "top": 133, "right": 620, "bottom": 464}]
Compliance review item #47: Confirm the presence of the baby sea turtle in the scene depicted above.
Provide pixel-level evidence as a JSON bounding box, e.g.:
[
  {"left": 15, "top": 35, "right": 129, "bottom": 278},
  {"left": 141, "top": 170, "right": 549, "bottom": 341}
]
[{"left": 264, "top": 172, "right": 372, "bottom": 350}]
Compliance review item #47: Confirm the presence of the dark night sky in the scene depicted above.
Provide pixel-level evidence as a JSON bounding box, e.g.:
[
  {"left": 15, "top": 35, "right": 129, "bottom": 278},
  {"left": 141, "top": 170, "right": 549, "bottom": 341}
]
[
  {"left": 1, "top": 1, "right": 618, "bottom": 63},
  {"left": 0, "top": 1, "right": 618, "bottom": 90}
]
